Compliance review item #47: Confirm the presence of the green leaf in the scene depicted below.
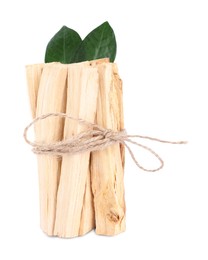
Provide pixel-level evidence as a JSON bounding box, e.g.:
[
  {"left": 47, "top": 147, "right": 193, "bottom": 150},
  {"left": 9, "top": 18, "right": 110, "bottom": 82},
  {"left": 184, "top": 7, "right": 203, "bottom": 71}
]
[
  {"left": 74, "top": 21, "right": 117, "bottom": 62},
  {"left": 45, "top": 26, "right": 82, "bottom": 64}
]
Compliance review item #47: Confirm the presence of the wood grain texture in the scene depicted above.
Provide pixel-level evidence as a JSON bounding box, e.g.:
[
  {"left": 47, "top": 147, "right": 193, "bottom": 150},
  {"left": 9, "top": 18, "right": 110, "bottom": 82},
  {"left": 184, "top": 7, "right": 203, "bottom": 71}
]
[
  {"left": 35, "top": 63, "right": 67, "bottom": 235},
  {"left": 78, "top": 169, "right": 95, "bottom": 236},
  {"left": 79, "top": 58, "right": 110, "bottom": 236},
  {"left": 112, "top": 64, "right": 125, "bottom": 169},
  {"left": 26, "top": 63, "right": 44, "bottom": 118},
  {"left": 91, "top": 63, "right": 126, "bottom": 236},
  {"left": 26, "top": 59, "right": 125, "bottom": 238},
  {"left": 54, "top": 64, "right": 99, "bottom": 238}
]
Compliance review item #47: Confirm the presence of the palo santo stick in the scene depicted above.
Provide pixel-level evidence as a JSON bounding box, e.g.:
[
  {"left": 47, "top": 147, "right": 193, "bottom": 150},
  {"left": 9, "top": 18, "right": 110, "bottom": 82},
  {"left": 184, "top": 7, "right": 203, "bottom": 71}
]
[
  {"left": 79, "top": 58, "right": 110, "bottom": 236},
  {"left": 112, "top": 64, "right": 125, "bottom": 168},
  {"left": 26, "top": 63, "right": 44, "bottom": 118},
  {"left": 35, "top": 63, "right": 67, "bottom": 236},
  {"left": 91, "top": 63, "right": 126, "bottom": 236},
  {"left": 54, "top": 64, "right": 99, "bottom": 238}
]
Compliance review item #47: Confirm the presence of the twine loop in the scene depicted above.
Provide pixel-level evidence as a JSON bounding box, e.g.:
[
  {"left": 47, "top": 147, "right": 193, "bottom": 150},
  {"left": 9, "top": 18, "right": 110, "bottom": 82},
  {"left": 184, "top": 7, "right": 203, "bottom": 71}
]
[{"left": 24, "top": 113, "right": 187, "bottom": 172}]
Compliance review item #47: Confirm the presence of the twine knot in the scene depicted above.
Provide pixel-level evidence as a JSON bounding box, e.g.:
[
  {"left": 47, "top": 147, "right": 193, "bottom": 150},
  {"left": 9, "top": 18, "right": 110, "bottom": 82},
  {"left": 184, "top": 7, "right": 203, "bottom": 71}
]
[
  {"left": 103, "top": 129, "right": 113, "bottom": 139},
  {"left": 24, "top": 113, "right": 187, "bottom": 172}
]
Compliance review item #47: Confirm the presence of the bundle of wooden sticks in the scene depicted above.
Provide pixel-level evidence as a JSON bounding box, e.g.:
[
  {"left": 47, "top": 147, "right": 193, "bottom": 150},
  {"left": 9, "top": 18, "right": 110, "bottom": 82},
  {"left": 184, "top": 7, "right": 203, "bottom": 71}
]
[{"left": 26, "top": 58, "right": 125, "bottom": 238}]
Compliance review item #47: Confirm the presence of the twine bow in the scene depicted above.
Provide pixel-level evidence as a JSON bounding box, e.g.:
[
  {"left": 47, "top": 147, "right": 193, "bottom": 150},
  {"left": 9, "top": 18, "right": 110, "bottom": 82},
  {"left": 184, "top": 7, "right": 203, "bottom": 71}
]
[{"left": 24, "top": 113, "right": 187, "bottom": 172}]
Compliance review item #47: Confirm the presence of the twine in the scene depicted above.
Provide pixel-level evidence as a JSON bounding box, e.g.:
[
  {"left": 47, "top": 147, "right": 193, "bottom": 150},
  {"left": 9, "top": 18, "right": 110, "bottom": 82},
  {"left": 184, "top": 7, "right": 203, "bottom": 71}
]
[{"left": 23, "top": 113, "right": 187, "bottom": 172}]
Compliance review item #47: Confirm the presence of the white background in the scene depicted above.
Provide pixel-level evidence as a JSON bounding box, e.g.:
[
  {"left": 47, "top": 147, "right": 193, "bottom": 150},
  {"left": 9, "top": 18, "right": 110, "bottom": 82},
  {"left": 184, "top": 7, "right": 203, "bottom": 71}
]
[{"left": 0, "top": 0, "right": 208, "bottom": 259}]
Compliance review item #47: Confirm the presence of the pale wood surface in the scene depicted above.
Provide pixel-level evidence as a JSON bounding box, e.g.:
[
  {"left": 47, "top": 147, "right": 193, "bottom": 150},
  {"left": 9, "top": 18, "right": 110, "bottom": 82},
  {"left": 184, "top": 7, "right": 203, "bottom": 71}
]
[
  {"left": 26, "top": 63, "right": 44, "bottom": 118},
  {"left": 54, "top": 64, "right": 99, "bottom": 237},
  {"left": 91, "top": 63, "right": 126, "bottom": 235},
  {"left": 112, "top": 64, "right": 125, "bottom": 168},
  {"left": 35, "top": 63, "right": 67, "bottom": 235},
  {"left": 79, "top": 58, "right": 110, "bottom": 236},
  {"left": 26, "top": 60, "right": 125, "bottom": 238},
  {"left": 79, "top": 169, "right": 95, "bottom": 236}
]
